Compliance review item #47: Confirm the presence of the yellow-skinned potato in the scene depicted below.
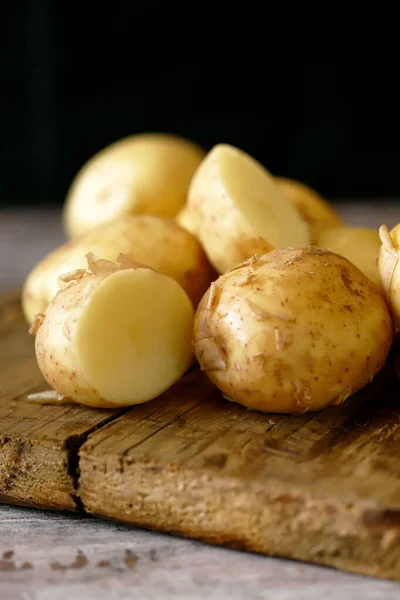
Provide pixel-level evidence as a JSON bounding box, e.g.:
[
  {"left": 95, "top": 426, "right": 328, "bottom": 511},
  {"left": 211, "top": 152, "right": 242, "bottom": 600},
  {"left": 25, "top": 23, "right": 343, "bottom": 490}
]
[
  {"left": 30, "top": 255, "right": 194, "bottom": 408},
  {"left": 187, "top": 144, "right": 310, "bottom": 274},
  {"left": 276, "top": 177, "right": 342, "bottom": 241},
  {"left": 316, "top": 227, "right": 381, "bottom": 289},
  {"left": 64, "top": 133, "right": 206, "bottom": 238},
  {"left": 379, "top": 224, "right": 400, "bottom": 328},
  {"left": 193, "top": 248, "right": 392, "bottom": 414},
  {"left": 22, "top": 215, "right": 216, "bottom": 324}
]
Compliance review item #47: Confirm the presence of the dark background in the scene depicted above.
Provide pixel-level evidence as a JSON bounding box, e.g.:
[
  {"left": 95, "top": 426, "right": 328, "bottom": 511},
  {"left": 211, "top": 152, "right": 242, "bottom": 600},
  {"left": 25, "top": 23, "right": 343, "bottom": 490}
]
[{"left": 2, "top": 3, "right": 400, "bottom": 208}]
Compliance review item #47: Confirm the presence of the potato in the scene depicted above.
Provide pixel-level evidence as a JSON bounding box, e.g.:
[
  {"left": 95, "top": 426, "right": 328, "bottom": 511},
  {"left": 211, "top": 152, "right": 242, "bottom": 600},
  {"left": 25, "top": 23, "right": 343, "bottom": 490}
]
[
  {"left": 193, "top": 248, "right": 392, "bottom": 414},
  {"left": 186, "top": 144, "right": 310, "bottom": 274},
  {"left": 379, "top": 224, "right": 400, "bottom": 328},
  {"left": 276, "top": 177, "right": 342, "bottom": 241},
  {"left": 30, "top": 255, "right": 194, "bottom": 408},
  {"left": 63, "top": 133, "right": 206, "bottom": 238},
  {"left": 316, "top": 227, "right": 381, "bottom": 288},
  {"left": 176, "top": 205, "right": 197, "bottom": 236},
  {"left": 22, "top": 215, "right": 215, "bottom": 324}
]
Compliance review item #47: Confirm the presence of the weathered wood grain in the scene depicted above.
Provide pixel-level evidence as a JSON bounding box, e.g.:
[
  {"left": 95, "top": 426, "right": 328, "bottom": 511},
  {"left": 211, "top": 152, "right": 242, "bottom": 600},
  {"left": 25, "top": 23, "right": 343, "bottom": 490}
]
[
  {"left": 2, "top": 271, "right": 400, "bottom": 582},
  {"left": 0, "top": 292, "right": 123, "bottom": 510},
  {"left": 79, "top": 364, "right": 400, "bottom": 581}
]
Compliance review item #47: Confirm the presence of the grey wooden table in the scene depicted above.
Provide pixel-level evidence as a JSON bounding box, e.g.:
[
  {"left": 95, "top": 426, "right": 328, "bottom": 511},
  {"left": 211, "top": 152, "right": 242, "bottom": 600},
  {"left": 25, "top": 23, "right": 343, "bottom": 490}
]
[{"left": 1, "top": 205, "right": 400, "bottom": 600}]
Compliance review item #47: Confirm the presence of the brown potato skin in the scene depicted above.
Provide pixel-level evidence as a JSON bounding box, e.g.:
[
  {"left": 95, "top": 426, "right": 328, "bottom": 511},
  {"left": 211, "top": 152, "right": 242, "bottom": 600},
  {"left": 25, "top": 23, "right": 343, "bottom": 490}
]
[{"left": 193, "top": 248, "right": 393, "bottom": 414}]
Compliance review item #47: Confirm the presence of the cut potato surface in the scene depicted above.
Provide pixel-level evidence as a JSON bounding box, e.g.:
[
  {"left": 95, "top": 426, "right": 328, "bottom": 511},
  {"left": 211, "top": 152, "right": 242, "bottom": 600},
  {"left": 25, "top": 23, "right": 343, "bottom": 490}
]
[
  {"left": 64, "top": 133, "right": 205, "bottom": 238},
  {"left": 22, "top": 215, "right": 215, "bottom": 324},
  {"left": 276, "top": 177, "right": 342, "bottom": 241},
  {"left": 316, "top": 227, "right": 381, "bottom": 288},
  {"left": 193, "top": 248, "right": 393, "bottom": 414},
  {"left": 187, "top": 144, "right": 309, "bottom": 273},
  {"left": 33, "top": 256, "right": 194, "bottom": 407}
]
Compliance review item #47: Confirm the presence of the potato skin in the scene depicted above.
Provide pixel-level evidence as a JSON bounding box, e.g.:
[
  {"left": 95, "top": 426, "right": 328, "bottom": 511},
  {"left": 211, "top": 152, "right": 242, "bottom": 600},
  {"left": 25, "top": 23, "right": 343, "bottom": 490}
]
[
  {"left": 34, "top": 273, "right": 114, "bottom": 408},
  {"left": 379, "top": 223, "right": 400, "bottom": 329},
  {"left": 186, "top": 148, "right": 277, "bottom": 274},
  {"left": 34, "top": 264, "right": 194, "bottom": 409},
  {"left": 22, "top": 215, "right": 216, "bottom": 324},
  {"left": 63, "top": 133, "right": 205, "bottom": 238},
  {"left": 316, "top": 227, "right": 382, "bottom": 289},
  {"left": 193, "top": 248, "right": 393, "bottom": 414},
  {"left": 176, "top": 205, "right": 197, "bottom": 236},
  {"left": 276, "top": 177, "right": 342, "bottom": 241}
]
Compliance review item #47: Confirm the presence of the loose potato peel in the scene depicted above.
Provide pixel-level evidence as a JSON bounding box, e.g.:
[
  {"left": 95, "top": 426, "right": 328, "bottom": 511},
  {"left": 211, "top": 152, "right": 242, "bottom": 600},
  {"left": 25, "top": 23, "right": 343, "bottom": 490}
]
[
  {"left": 29, "top": 312, "right": 45, "bottom": 336},
  {"left": 379, "top": 224, "right": 398, "bottom": 300},
  {"left": 246, "top": 299, "right": 270, "bottom": 321},
  {"left": 27, "top": 390, "right": 70, "bottom": 406}
]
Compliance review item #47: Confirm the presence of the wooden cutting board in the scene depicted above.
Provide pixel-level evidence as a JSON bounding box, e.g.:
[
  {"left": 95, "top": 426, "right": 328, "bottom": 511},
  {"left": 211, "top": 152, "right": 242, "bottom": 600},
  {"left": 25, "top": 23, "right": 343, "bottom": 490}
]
[{"left": 1, "top": 291, "right": 400, "bottom": 581}]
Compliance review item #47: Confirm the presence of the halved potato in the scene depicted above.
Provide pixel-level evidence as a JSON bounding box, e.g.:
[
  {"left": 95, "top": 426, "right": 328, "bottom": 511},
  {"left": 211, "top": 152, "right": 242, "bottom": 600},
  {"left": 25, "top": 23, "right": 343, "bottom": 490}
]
[
  {"left": 187, "top": 144, "right": 309, "bottom": 273},
  {"left": 31, "top": 256, "right": 194, "bottom": 408}
]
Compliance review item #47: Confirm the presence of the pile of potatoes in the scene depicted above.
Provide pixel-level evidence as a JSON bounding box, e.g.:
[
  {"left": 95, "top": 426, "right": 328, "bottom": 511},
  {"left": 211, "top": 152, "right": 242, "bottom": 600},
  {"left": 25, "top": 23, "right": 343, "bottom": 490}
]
[{"left": 24, "top": 133, "right": 398, "bottom": 413}]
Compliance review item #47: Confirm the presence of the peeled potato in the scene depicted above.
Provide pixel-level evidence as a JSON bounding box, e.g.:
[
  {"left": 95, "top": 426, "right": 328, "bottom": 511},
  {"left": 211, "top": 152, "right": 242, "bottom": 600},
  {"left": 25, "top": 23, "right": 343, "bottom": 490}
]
[
  {"left": 186, "top": 144, "right": 309, "bottom": 274},
  {"left": 316, "top": 227, "right": 381, "bottom": 288},
  {"left": 276, "top": 177, "right": 342, "bottom": 241},
  {"left": 193, "top": 248, "right": 392, "bottom": 414},
  {"left": 22, "top": 215, "right": 215, "bottom": 325},
  {"left": 64, "top": 133, "right": 206, "bottom": 238},
  {"left": 31, "top": 255, "right": 194, "bottom": 408},
  {"left": 379, "top": 224, "right": 400, "bottom": 328}
]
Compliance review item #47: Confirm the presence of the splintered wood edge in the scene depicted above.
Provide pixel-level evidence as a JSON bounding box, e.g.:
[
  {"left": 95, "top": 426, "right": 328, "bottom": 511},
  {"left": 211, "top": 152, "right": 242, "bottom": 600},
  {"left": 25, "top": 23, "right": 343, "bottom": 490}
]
[
  {"left": 0, "top": 411, "right": 126, "bottom": 511},
  {"left": 0, "top": 436, "right": 77, "bottom": 511},
  {"left": 78, "top": 451, "right": 400, "bottom": 581}
]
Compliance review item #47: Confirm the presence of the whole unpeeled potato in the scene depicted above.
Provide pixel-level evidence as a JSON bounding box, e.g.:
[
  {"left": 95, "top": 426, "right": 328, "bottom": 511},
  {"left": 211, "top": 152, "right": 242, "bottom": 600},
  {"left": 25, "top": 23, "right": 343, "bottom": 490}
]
[
  {"left": 22, "top": 215, "right": 216, "bottom": 324},
  {"left": 276, "top": 177, "right": 342, "bottom": 241},
  {"left": 193, "top": 248, "right": 392, "bottom": 414},
  {"left": 63, "top": 133, "right": 206, "bottom": 238}
]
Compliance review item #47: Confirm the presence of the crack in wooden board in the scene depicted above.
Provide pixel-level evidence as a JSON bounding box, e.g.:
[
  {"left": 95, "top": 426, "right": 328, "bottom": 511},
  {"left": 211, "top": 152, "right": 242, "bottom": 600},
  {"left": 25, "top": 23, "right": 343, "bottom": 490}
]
[
  {"left": 0, "top": 292, "right": 125, "bottom": 510},
  {"left": 3, "top": 292, "right": 400, "bottom": 580}
]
